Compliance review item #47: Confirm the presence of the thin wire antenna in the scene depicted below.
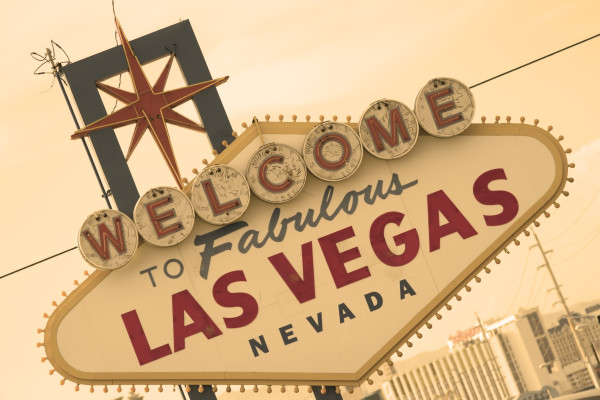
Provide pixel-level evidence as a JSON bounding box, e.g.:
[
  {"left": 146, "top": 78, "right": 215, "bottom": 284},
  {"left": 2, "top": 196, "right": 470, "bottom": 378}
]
[
  {"left": 31, "top": 42, "right": 112, "bottom": 209},
  {"left": 39, "top": 76, "right": 57, "bottom": 93},
  {"left": 110, "top": 31, "right": 123, "bottom": 113},
  {"left": 31, "top": 56, "right": 56, "bottom": 92},
  {"left": 32, "top": 58, "right": 51, "bottom": 74},
  {"left": 51, "top": 40, "right": 71, "bottom": 65},
  {"left": 31, "top": 40, "right": 73, "bottom": 92},
  {"left": 110, "top": 0, "right": 123, "bottom": 113}
]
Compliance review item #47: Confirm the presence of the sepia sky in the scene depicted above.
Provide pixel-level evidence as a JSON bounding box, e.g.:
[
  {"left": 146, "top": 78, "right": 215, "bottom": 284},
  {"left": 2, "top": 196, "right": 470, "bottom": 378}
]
[{"left": 1, "top": 1, "right": 600, "bottom": 399}]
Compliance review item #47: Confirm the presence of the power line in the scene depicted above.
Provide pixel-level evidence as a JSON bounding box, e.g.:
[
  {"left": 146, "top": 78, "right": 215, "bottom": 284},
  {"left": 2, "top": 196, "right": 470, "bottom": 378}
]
[
  {"left": 469, "top": 32, "right": 600, "bottom": 89},
  {"left": 0, "top": 247, "right": 77, "bottom": 280},
  {"left": 528, "top": 272, "right": 548, "bottom": 309},
  {"left": 547, "top": 186, "right": 600, "bottom": 243},
  {"left": 525, "top": 266, "right": 544, "bottom": 309},
  {"left": 503, "top": 248, "right": 532, "bottom": 316},
  {"left": 11, "top": 30, "right": 599, "bottom": 282},
  {"left": 556, "top": 225, "right": 600, "bottom": 250},
  {"left": 553, "top": 227, "right": 600, "bottom": 266}
]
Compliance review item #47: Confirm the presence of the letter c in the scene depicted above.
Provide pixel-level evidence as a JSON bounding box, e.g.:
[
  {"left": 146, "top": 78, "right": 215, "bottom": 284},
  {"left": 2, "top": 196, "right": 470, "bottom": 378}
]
[{"left": 258, "top": 155, "right": 292, "bottom": 193}]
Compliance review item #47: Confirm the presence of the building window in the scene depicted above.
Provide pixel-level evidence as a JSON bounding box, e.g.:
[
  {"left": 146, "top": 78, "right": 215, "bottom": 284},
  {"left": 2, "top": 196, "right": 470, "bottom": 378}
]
[
  {"left": 536, "top": 336, "right": 555, "bottom": 363},
  {"left": 527, "top": 312, "right": 545, "bottom": 337}
]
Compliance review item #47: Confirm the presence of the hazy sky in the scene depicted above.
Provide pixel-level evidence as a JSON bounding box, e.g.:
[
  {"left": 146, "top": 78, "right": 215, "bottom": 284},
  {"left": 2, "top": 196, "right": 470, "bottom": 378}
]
[{"left": 1, "top": 1, "right": 600, "bottom": 399}]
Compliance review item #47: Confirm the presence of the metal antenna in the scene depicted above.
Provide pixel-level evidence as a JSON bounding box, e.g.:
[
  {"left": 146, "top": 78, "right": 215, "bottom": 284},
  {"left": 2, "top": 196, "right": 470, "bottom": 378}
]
[{"left": 44, "top": 47, "right": 112, "bottom": 209}]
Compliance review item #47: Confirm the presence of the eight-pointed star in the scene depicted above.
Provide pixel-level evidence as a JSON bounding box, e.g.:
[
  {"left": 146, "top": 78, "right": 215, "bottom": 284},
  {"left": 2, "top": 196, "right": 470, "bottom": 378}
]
[{"left": 72, "top": 19, "right": 228, "bottom": 189}]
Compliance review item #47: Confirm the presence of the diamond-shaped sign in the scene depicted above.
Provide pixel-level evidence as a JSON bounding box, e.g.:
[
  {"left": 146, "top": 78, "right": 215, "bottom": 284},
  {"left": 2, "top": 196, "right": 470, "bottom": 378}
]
[{"left": 44, "top": 120, "right": 568, "bottom": 388}]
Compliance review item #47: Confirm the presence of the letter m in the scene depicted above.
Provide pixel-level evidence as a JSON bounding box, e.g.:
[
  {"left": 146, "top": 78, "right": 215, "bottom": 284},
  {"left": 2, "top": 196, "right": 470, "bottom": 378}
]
[
  {"left": 83, "top": 216, "right": 128, "bottom": 260},
  {"left": 365, "top": 107, "right": 411, "bottom": 152}
]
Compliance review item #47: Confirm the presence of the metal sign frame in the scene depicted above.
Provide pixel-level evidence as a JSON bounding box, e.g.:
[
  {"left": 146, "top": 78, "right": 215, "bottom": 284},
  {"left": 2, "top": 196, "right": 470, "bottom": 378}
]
[{"left": 63, "top": 20, "right": 232, "bottom": 217}]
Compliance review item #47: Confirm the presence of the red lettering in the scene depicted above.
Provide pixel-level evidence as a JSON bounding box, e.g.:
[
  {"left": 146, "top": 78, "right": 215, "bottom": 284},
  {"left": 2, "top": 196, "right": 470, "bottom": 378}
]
[
  {"left": 145, "top": 195, "right": 183, "bottom": 238},
  {"left": 370, "top": 212, "right": 419, "bottom": 266},
  {"left": 366, "top": 108, "right": 411, "bottom": 152},
  {"left": 172, "top": 289, "right": 222, "bottom": 352},
  {"left": 428, "top": 190, "right": 477, "bottom": 252},
  {"left": 318, "top": 226, "right": 371, "bottom": 288},
  {"left": 258, "top": 155, "right": 292, "bottom": 192},
  {"left": 83, "top": 216, "right": 127, "bottom": 260},
  {"left": 212, "top": 270, "right": 259, "bottom": 329},
  {"left": 121, "top": 310, "right": 172, "bottom": 366},
  {"left": 425, "top": 87, "right": 464, "bottom": 129},
  {"left": 473, "top": 168, "right": 519, "bottom": 226},
  {"left": 202, "top": 179, "right": 242, "bottom": 216},
  {"left": 314, "top": 133, "right": 351, "bottom": 170},
  {"left": 268, "top": 242, "right": 315, "bottom": 304}
]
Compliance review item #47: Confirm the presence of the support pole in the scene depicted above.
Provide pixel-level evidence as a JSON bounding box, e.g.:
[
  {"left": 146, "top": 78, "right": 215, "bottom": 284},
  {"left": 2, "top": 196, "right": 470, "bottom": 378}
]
[
  {"left": 531, "top": 228, "right": 600, "bottom": 388},
  {"left": 45, "top": 48, "right": 112, "bottom": 209},
  {"left": 475, "top": 313, "right": 509, "bottom": 398},
  {"left": 312, "top": 386, "right": 344, "bottom": 399},
  {"left": 185, "top": 385, "right": 217, "bottom": 400}
]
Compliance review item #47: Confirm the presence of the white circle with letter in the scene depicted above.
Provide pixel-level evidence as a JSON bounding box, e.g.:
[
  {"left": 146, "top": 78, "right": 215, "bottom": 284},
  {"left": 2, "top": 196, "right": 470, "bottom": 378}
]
[
  {"left": 359, "top": 99, "right": 419, "bottom": 159},
  {"left": 191, "top": 165, "right": 251, "bottom": 225},
  {"left": 78, "top": 209, "right": 138, "bottom": 270},
  {"left": 414, "top": 77, "right": 475, "bottom": 137},
  {"left": 247, "top": 143, "right": 307, "bottom": 203},
  {"left": 133, "top": 186, "right": 195, "bottom": 247},
  {"left": 303, "top": 122, "right": 363, "bottom": 181}
]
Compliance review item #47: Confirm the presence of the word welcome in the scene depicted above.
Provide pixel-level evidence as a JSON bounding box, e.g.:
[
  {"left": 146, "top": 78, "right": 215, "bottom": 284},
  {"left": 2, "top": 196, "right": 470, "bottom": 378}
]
[{"left": 79, "top": 77, "right": 475, "bottom": 271}]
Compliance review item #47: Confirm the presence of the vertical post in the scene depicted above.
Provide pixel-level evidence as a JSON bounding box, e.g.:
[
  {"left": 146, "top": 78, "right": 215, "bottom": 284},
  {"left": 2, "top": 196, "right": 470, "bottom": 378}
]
[
  {"left": 312, "top": 386, "right": 344, "bottom": 400},
  {"left": 531, "top": 228, "right": 600, "bottom": 388},
  {"left": 475, "top": 313, "right": 509, "bottom": 398},
  {"left": 185, "top": 385, "right": 217, "bottom": 400}
]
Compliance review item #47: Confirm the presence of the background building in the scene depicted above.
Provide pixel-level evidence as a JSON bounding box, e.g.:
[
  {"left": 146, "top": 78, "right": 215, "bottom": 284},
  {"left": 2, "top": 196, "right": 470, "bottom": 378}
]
[
  {"left": 362, "top": 308, "right": 575, "bottom": 400},
  {"left": 547, "top": 309, "right": 600, "bottom": 392}
]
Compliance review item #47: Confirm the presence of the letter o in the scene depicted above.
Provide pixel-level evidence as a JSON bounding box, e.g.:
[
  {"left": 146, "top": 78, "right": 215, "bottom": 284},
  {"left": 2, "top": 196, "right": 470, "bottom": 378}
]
[{"left": 163, "top": 258, "right": 184, "bottom": 279}]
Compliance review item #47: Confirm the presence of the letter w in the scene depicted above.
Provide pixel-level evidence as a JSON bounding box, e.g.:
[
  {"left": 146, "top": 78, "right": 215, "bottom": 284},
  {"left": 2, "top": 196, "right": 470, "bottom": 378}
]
[
  {"left": 83, "top": 216, "right": 127, "bottom": 260},
  {"left": 268, "top": 242, "right": 315, "bottom": 304}
]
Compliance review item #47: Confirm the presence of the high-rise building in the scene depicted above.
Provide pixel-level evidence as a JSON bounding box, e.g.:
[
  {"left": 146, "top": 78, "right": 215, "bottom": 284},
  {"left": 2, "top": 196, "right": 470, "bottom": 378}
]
[
  {"left": 482, "top": 308, "right": 563, "bottom": 394},
  {"left": 363, "top": 307, "right": 572, "bottom": 400},
  {"left": 547, "top": 312, "right": 600, "bottom": 391}
]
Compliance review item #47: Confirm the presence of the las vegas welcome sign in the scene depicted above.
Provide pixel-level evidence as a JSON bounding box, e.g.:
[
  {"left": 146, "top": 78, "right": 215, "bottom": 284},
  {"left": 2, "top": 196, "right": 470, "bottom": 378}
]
[{"left": 43, "top": 117, "right": 569, "bottom": 390}]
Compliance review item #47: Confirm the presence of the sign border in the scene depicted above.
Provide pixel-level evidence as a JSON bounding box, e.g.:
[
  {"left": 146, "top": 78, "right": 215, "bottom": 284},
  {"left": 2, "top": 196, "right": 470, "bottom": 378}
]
[{"left": 44, "top": 121, "right": 569, "bottom": 387}]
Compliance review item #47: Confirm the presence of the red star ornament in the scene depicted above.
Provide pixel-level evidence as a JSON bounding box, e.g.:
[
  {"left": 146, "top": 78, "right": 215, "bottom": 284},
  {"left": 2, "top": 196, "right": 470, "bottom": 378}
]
[{"left": 72, "top": 19, "right": 228, "bottom": 189}]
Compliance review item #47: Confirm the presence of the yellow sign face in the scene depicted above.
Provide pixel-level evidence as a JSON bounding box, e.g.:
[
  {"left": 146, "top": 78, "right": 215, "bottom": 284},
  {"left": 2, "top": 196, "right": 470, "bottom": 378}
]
[{"left": 44, "top": 121, "right": 568, "bottom": 388}]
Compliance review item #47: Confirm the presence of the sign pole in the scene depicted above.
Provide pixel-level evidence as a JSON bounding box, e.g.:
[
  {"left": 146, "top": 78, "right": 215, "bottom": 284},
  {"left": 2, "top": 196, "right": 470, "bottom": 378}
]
[
  {"left": 312, "top": 386, "right": 344, "bottom": 399},
  {"left": 184, "top": 385, "right": 216, "bottom": 400}
]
